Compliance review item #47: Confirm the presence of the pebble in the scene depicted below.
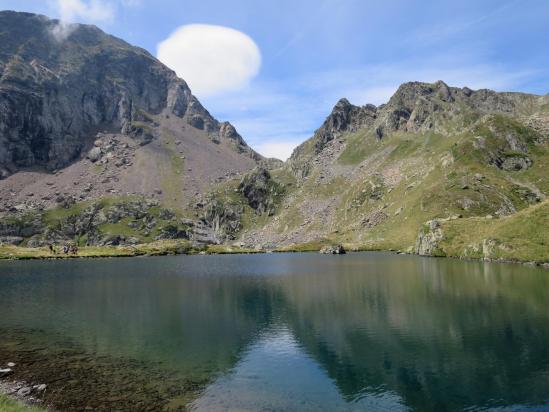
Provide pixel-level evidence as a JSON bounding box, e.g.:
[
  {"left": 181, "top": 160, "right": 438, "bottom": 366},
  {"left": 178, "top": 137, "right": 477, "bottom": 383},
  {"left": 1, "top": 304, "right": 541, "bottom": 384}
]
[
  {"left": 33, "top": 384, "right": 47, "bottom": 392},
  {"left": 7, "top": 362, "right": 15, "bottom": 367}
]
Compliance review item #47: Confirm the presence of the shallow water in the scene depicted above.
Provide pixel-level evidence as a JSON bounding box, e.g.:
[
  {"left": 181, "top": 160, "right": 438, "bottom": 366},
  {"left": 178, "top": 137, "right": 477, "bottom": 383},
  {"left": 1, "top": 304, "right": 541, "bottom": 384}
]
[{"left": 0, "top": 253, "right": 549, "bottom": 411}]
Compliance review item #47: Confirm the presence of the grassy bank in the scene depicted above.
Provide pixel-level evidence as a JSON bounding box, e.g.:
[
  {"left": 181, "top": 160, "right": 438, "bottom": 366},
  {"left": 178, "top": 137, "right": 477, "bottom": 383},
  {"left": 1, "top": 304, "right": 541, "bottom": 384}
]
[
  {"left": 0, "top": 240, "right": 265, "bottom": 260},
  {"left": 0, "top": 395, "right": 45, "bottom": 412}
]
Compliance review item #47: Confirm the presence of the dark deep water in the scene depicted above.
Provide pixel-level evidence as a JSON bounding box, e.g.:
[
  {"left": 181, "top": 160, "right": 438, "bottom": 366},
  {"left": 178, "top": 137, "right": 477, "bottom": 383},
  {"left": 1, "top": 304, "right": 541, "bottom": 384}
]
[{"left": 1, "top": 252, "right": 549, "bottom": 411}]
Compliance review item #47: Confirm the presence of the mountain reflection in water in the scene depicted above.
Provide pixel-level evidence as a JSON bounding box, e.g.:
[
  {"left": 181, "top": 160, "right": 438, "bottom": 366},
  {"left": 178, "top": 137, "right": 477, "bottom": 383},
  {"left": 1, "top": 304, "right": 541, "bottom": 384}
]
[{"left": 0, "top": 253, "right": 548, "bottom": 411}]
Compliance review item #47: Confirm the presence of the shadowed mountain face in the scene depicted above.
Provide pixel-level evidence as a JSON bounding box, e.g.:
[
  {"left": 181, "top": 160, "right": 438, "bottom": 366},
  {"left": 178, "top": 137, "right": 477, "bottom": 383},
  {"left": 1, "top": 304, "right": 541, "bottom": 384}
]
[{"left": 0, "top": 10, "right": 260, "bottom": 178}]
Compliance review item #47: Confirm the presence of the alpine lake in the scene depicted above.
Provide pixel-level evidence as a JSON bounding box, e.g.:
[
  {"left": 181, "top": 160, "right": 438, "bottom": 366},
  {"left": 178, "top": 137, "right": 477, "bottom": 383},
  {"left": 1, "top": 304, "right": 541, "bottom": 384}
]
[{"left": 1, "top": 252, "right": 548, "bottom": 411}]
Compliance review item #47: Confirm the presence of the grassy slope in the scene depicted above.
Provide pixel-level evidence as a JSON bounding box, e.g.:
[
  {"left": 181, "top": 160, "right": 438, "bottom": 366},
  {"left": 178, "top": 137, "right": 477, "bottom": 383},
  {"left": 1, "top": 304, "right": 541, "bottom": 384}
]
[
  {"left": 242, "top": 110, "right": 548, "bottom": 261},
  {"left": 439, "top": 200, "right": 548, "bottom": 263}
]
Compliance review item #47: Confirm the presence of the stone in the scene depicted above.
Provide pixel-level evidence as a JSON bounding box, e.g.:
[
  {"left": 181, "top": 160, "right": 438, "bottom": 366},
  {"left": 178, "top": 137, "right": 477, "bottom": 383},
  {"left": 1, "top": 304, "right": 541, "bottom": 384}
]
[
  {"left": 17, "top": 386, "right": 32, "bottom": 396},
  {"left": 320, "top": 244, "right": 346, "bottom": 254},
  {"left": 87, "top": 147, "right": 102, "bottom": 162},
  {"left": 6, "top": 362, "right": 15, "bottom": 367},
  {"left": 0, "top": 368, "right": 13, "bottom": 377},
  {"left": 33, "top": 384, "right": 47, "bottom": 392}
]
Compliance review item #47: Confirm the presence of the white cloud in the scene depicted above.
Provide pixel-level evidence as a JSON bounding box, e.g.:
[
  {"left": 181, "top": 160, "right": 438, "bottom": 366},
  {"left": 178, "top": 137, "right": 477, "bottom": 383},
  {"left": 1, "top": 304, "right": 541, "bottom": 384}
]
[
  {"left": 50, "top": 0, "right": 115, "bottom": 40},
  {"left": 157, "top": 24, "right": 261, "bottom": 97}
]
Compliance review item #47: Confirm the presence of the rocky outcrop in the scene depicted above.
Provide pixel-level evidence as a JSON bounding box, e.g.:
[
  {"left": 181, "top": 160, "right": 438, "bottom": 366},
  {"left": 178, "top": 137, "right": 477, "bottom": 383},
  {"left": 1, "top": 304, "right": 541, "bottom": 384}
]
[
  {"left": 374, "top": 81, "right": 537, "bottom": 139},
  {"left": 289, "top": 98, "right": 377, "bottom": 171},
  {"left": 0, "top": 197, "right": 198, "bottom": 247},
  {"left": 0, "top": 11, "right": 261, "bottom": 179},
  {"left": 472, "top": 115, "right": 538, "bottom": 172},
  {"left": 238, "top": 167, "right": 284, "bottom": 215},
  {"left": 196, "top": 196, "right": 243, "bottom": 241},
  {"left": 415, "top": 220, "right": 445, "bottom": 256},
  {"left": 319, "top": 244, "right": 346, "bottom": 254},
  {"left": 218, "top": 122, "right": 262, "bottom": 160},
  {"left": 310, "top": 98, "right": 378, "bottom": 153}
]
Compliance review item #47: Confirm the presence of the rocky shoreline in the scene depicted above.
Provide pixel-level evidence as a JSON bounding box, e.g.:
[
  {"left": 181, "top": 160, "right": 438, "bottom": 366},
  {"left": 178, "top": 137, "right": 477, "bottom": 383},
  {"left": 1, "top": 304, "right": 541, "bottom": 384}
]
[
  {"left": 0, "top": 362, "right": 48, "bottom": 410},
  {"left": 0, "top": 327, "right": 208, "bottom": 411}
]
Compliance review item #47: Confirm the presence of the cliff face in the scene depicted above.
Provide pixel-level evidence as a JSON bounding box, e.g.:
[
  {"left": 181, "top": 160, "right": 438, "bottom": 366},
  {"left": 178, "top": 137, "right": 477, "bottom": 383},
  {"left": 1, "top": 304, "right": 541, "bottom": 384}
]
[{"left": 0, "top": 11, "right": 259, "bottom": 179}]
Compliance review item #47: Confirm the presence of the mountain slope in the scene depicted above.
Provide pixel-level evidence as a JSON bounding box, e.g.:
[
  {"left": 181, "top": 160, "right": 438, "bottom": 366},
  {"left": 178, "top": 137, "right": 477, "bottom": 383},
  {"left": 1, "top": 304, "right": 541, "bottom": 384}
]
[
  {"left": 0, "top": 11, "right": 261, "bottom": 213},
  {"left": 0, "top": 11, "right": 547, "bottom": 262},
  {"left": 233, "top": 81, "right": 548, "bottom": 262}
]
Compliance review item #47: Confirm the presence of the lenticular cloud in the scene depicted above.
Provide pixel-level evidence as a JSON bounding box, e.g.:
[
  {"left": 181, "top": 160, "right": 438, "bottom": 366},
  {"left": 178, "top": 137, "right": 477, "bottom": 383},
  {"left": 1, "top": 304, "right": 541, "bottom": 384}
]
[{"left": 157, "top": 24, "right": 261, "bottom": 97}]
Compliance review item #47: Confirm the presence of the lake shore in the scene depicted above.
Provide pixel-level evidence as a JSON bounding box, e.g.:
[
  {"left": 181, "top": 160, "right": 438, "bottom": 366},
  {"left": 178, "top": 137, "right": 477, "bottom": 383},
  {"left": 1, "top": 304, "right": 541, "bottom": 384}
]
[
  {"left": 0, "top": 241, "right": 548, "bottom": 269},
  {"left": 0, "top": 388, "right": 48, "bottom": 412}
]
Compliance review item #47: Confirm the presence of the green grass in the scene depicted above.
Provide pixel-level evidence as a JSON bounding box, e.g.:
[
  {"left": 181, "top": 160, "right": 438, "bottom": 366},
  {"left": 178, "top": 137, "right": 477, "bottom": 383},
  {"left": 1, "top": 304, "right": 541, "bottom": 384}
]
[
  {"left": 129, "top": 121, "right": 154, "bottom": 134},
  {"left": 98, "top": 217, "right": 149, "bottom": 240},
  {"left": 0, "top": 240, "right": 196, "bottom": 260},
  {"left": 274, "top": 240, "right": 329, "bottom": 253},
  {"left": 337, "top": 130, "right": 380, "bottom": 165},
  {"left": 438, "top": 200, "right": 549, "bottom": 263},
  {"left": 0, "top": 395, "right": 46, "bottom": 412}
]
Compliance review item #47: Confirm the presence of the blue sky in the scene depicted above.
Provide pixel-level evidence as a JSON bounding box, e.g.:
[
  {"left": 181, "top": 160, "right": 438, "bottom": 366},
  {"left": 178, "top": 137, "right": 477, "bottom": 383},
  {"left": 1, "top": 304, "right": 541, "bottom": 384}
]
[{"left": 2, "top": 0, "right": 549, "bottom": 159}]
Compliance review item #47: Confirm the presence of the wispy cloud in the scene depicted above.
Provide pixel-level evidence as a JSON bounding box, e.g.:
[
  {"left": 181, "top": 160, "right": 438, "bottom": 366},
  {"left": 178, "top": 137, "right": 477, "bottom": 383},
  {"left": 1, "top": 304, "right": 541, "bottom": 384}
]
[
  {"left": 50, "top": 0, "right": 115, "bottom": 40},
  {"left": 48, "top": 0, "right": 140, "bottom": 40}
]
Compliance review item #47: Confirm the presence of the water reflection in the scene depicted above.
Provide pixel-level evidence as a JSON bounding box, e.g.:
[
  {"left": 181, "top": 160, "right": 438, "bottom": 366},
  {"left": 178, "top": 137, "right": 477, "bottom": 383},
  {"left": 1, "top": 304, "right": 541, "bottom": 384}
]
[{"left": 0, "top": 253, "right": 548, "bottom": 411}]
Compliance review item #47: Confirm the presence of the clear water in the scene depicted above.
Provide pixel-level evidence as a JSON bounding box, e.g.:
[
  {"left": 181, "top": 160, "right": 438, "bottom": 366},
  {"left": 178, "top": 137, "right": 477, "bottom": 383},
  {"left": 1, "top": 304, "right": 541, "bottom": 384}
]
[{"left": 0, "top": 253, "right": 549, "bottom": 411}]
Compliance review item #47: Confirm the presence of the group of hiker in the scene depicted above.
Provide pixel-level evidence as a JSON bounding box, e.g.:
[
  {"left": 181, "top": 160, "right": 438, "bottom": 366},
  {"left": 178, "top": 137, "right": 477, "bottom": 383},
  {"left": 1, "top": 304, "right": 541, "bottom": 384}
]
[{"left": 48, "top": 244, "right": 79, "bottom": 255}]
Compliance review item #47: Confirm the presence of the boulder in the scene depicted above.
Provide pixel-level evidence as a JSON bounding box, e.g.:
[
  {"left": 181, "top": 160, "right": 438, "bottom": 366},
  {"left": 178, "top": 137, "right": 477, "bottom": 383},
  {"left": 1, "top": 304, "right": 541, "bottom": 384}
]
[
  {"left": 86, "top": 147, "right": 102, "bottom": 162},
  {"left": 320, "top": 244, "right": 346, "bottom": 254}
]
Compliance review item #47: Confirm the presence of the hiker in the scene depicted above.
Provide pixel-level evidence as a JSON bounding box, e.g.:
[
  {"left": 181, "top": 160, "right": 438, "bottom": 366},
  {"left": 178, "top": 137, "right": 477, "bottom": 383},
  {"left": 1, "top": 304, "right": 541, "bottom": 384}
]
[
  {"left": 63, "top": 244, "right": 69, "bottom": 254},
  {"left": 48, "top": 244, "right": 55, "bottom": 254}
]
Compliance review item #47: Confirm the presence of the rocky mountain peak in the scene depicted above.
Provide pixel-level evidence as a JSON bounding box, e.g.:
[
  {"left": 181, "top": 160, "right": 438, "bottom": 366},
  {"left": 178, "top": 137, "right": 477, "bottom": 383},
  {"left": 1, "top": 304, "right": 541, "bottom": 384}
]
[
  {"left": 307, "top": 98, "right": 378, "bottom": 154},
  {"left": 0, "top": 11, "right": 260, "bottom": 179}
]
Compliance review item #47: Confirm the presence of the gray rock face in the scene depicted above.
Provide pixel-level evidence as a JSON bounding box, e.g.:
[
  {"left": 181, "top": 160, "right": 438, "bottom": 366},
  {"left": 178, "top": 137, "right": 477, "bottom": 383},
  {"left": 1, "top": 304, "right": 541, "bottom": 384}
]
[
  {"left": 291, "top": 98, "right": 377, "bottom": 162},
  {"left": 238, "top": 167, "right": 283, "bottom": 215},
  {"left": 375, "top": 81, "right": 536, "bottom": 139},
  {"left": 198, "top": 196, "right": 243, "bottom": 241},
  {"left": 0, "top": 11, "right": 261, "bottom": 178},
  {"left": 415, "top": 220, "right": 445, "bottom": 256}
]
